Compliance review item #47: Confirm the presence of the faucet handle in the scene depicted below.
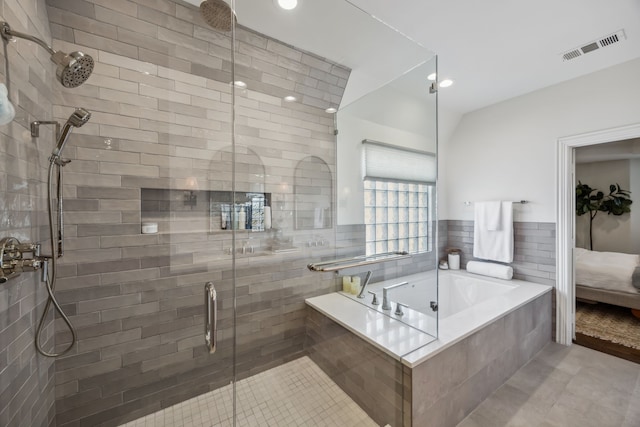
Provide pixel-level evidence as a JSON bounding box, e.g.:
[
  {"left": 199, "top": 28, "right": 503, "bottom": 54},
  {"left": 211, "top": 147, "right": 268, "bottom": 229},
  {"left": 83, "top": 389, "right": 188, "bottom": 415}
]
[
  {"left": 395, "top": 302, "right": 409, "bottom": 316},
  {"left": 368, "top": 291, "right": 379, "bottom": 306}
]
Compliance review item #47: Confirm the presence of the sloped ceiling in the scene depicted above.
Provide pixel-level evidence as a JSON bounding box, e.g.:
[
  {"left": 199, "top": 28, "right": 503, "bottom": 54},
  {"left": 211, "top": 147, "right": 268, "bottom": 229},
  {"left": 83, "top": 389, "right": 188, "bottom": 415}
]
[{"left": 185, "top": 0, "right": 640, "bottom": 115}]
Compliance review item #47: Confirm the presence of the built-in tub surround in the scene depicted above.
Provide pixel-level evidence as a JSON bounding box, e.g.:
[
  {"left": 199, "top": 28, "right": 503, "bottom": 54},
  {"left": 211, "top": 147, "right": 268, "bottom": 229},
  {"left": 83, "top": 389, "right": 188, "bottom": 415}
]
[
  {"left": 444, "top": 220, "right": 558, "bottom": 338},
  {"left": 340, "top": 269, "right": 530, "bottom": 335},
  {"left": 306, "top": 307, "right": 407, "bottom": 427},
  {"left": 406, "top": 288, "right": 552, "bottom": 427},
  {"left": 305, "top": 270, "right": 552, "bottom": 427}
]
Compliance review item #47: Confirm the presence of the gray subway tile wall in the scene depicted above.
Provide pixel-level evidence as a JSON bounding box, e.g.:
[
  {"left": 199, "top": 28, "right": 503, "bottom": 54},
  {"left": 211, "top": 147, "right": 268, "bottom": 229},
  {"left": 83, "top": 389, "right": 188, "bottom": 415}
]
[
  {"left": 0, "top": 2, "right": 486, "bottom": 426},
  {"left": 0, "top": 1, "right": 57, "bottom": 426},
  {"left": 336, "top": 223, "right": 441, "bottom": 283},
  {"left": 41, "top": 0, "right": 350, "bottom": 425},
  {"left": 444, "top": 220, "right": 556, "bottom": 286},
  {"left": 305, "top": 288, "right": 552, "bottom": 427},
  {"left": 305, "top": 306, "right": 404, "bottom": 427},
  {"left": 409, "top": 290, "right": 552, "bottom": 427}
]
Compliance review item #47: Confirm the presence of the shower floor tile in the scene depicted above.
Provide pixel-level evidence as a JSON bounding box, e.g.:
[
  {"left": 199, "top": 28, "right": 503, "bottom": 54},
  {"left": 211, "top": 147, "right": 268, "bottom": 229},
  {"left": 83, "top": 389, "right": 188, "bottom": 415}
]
[{"left": 119, "top": 356, "right": 377, "bottom": 427}]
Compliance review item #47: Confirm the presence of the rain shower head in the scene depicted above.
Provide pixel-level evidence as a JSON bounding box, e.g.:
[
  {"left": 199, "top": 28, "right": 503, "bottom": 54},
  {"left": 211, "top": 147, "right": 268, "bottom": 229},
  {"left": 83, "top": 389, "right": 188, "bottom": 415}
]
[
  {"left": 200, "top": 0, "right": 237, "bottom": 32},
  {"left": 51, "top": 108, "right": 91, "bottom": 160},
  {"left": 1, "top": 21, "right": 94, "bottom": 88}
]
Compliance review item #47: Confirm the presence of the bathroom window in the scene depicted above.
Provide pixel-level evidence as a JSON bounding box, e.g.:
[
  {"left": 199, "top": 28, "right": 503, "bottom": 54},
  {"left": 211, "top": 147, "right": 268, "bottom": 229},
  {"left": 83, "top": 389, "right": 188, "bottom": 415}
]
[
  {"left": 362, "top": 140, "right": 436, "bottom": 256},
  {"left": 364, "top": 179, "right": 434, "bottom": 256}
]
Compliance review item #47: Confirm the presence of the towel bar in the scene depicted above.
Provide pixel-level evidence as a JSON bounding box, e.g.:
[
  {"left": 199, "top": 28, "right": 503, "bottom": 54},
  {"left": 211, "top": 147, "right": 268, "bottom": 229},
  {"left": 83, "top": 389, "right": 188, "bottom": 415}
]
[
  {"left": 307, "top": 251, "right": 411, "bottom": 272},
  {"left": 464, "top": 200, "right": 528, "bottom": 206}
]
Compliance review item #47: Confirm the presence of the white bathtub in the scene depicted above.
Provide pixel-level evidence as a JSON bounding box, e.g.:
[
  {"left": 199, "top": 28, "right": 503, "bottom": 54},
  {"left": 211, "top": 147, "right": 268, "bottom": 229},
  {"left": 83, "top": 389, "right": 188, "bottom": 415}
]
[
  {"left": 354, "top": 270, "right": 518, "bottom": 320},
  {"left": 439, "top": 271, "right": 518, "bottom": 318},
  {"left": 307, "top": 269, "right": 551, "bottom": 367}
]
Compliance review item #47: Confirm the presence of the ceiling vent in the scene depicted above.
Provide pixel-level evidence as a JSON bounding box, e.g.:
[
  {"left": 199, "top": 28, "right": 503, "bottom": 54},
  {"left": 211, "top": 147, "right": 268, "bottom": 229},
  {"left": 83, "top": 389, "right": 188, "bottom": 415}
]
[{"left": 561, "top": 29, "right": 626, "bottom": 62}]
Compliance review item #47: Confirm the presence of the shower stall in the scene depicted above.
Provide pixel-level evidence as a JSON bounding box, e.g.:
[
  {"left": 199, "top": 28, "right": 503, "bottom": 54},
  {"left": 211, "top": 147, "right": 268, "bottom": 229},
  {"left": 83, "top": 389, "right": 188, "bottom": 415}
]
[{"left": 0, "top": 0, "right": 438, "bottom": 426}]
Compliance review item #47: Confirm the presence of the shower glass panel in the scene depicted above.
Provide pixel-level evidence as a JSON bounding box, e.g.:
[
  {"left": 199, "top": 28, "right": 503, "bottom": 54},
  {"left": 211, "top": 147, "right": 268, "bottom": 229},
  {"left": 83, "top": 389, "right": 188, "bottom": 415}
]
[
  {"left": 48, "top": 1, "right": 238, "bottom": 425},
  {"left": 336, "top": 58, "right": 439, "bottom": 338},
  {"left": 231, "top": 0, "right": 438, "bottom": 426}
]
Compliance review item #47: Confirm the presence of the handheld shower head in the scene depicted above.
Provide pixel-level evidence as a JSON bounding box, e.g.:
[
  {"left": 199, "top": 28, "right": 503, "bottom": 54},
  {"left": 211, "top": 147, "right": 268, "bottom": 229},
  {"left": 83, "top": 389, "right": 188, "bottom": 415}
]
[
  {"left": 66, "top": 108, "right": 92, "bottom": 128},
  {"left": 1, "top": 22, "right": 94, "bottom": 88},
  {"left": 51, "top": 108, "right": 91, "bottom": 160}
]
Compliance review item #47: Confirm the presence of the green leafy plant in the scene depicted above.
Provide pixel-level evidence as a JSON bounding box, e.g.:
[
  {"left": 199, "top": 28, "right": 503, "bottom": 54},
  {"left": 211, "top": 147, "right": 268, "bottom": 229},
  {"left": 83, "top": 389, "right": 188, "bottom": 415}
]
[{"left": 576, "top": 181, "right": 632, "bottom": 250}]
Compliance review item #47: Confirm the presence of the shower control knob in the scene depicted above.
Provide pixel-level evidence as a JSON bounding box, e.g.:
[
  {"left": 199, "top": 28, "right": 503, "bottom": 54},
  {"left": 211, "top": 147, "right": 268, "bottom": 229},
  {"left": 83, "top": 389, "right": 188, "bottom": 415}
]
[
  {"left": 0, "top": 237, "right": 46, "bottom": 285},
  {"left": 16, "top": 242, "right": 40, "bottom": 254}
]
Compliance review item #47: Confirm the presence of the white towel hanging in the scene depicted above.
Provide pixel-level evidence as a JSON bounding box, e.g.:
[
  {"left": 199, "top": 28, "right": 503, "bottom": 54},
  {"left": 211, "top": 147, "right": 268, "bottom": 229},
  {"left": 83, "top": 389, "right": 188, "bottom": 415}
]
[{"left": 473, "top": 201, "right": 514, "bottom": 263}]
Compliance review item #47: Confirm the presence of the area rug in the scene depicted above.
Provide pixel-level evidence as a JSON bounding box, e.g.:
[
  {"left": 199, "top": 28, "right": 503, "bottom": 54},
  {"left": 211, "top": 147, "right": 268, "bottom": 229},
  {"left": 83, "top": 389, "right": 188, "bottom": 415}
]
[{"left": 575, "top": 302, "right": 640, "bottom": 350}]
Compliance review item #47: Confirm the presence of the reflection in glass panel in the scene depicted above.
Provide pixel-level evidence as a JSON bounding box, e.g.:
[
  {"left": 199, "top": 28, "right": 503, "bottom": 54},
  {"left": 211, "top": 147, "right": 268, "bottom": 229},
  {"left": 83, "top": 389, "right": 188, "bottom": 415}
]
[
  {"left": 336, "top": 57, "right": 438, "bottom": 340},
  {"left": 294, "top": 156, "right": 333, "bottom": 230}
]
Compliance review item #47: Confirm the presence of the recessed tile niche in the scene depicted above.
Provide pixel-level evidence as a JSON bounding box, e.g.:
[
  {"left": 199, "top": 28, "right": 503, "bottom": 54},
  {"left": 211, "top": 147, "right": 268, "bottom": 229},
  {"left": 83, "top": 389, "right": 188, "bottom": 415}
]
[{"left": 141, "top": 188, "right": 272, "bottom": 234}]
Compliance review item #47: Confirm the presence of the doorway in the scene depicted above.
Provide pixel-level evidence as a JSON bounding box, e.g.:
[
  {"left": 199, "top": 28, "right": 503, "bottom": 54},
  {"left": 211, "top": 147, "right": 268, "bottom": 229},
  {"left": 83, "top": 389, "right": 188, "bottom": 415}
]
[{"left": 556, "top": 123, "right": 640, "bottom": 353}]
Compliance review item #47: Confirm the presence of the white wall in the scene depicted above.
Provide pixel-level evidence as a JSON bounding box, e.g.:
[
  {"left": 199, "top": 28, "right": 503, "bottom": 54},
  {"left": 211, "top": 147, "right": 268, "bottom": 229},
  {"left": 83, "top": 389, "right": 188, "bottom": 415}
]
[
  {"left": 575, "top": 160, "right": 631, "bottom": 252},
  {"left": 630, "top": 159, "right": 640, "bottom": 254},
  {"left": 336, "top": 64, "right": 440, "bottom": 225},
  {"left": 443, "top": 57, "right": 640, "bottom": 223}
]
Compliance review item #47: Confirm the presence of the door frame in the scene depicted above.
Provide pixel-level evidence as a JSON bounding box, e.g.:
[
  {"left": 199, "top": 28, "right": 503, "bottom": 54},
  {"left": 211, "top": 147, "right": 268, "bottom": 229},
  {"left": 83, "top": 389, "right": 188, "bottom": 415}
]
[{"left": 556, "top": 122, "right": 640, "bottom": 344}]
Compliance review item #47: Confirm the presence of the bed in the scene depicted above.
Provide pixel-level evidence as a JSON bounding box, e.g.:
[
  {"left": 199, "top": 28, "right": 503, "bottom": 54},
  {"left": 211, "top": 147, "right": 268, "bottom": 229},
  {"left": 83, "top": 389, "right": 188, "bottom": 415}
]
[{"left": 575, "top": 247, "right": 640, "bottom": 310}]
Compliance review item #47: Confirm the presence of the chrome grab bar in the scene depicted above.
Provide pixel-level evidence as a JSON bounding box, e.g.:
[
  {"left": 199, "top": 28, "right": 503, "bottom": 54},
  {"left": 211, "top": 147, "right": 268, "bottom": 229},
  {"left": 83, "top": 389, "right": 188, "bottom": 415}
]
[
  {"left": 205, "top": 282, "right": 217, "bottom": 354},
  {"left": 307, "top": 251, "right": 411, "bottom": 272}
]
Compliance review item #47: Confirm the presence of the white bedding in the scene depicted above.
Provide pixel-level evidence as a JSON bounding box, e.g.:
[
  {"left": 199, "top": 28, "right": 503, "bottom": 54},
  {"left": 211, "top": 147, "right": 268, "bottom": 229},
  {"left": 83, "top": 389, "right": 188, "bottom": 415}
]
[{"left": 575, "top": 248, "right": 640, "bottom": 294}]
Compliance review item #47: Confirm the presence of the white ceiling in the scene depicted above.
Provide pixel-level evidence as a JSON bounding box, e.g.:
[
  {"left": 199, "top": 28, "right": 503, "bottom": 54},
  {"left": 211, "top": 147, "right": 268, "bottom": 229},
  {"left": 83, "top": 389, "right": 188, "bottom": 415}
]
[
  {"left": 186, "top": 0, "right": 640, "bottom": 115},
  {"left": 576, "top": 138, "right": 640, "bottom": 163}
]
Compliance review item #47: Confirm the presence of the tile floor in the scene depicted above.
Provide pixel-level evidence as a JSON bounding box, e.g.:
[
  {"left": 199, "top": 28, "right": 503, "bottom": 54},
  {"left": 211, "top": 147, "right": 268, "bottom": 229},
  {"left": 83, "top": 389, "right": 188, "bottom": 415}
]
[
  {"left": 121, "top": 343, "right": 640, "bottom": 427},
  {"left": 457, "top": 343, "right": 640, "bottom": 427},
  {"left": 119, "top": 356, "right": 377, "bottom": 427}
]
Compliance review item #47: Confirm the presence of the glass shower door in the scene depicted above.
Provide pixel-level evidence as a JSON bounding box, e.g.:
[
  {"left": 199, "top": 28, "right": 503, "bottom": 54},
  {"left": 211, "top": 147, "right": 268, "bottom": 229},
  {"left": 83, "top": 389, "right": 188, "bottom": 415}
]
[
  {"left": 48, "top": 2, "right": 240, "bottom": 422},
  {"left": 134, "top": 36, "right": 238, "bottom": 427},
  {"left": 228, "top": 1, "right": 437, "bottom": 426},
  {"left": 227, "top": 5, "right": 341, "bottom": 424}
]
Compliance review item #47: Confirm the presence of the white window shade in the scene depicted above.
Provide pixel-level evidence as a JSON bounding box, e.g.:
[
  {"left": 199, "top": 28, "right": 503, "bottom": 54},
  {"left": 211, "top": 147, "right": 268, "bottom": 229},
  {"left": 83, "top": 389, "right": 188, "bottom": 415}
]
[{"left": 362, "top": 140, "right": 436, "bottom": 183}]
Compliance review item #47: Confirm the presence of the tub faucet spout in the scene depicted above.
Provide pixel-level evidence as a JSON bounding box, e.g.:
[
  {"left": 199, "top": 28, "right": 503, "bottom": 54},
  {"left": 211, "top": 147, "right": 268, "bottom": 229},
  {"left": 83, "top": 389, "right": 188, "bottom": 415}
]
[
  {"left": 356, "top": 270, "right": 373, "bottom": 299},
  {"left": 382, "top": 281, "right": 409, "bottom": 310}
]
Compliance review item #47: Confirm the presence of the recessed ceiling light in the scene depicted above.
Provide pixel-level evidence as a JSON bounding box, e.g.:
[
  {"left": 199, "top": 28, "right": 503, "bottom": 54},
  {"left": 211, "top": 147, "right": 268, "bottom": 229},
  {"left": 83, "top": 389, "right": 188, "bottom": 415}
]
[
  {"left": 439, "top": 79, "right": 454, "bottom": 88},
  {"left": 427, "top": 73, "right": 437, "bottom": 81},
  {"left": 276, "top": 0, "right": 298, "bottom": 10},
  {"left": 233, "top": 80, "right": 247, "bottom": 88},
  {"left": 283, "top": 95, "right": 297, "bottom": 102},
  {"left": 325, "top": 107, "right": 337, "bottom": 114}
]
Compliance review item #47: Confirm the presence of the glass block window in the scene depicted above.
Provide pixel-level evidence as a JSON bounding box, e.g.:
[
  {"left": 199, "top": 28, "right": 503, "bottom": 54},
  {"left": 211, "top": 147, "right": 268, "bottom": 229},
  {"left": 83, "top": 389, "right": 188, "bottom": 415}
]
[{"left": 364, "top": 179, "right": 433, "bottom": 256}]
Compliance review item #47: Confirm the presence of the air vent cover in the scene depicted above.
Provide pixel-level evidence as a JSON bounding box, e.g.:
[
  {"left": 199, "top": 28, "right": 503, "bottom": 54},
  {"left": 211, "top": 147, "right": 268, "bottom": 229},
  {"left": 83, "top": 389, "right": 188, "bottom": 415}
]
[{"left": 561, "top": 29, "right": 626, "bottom": 62}]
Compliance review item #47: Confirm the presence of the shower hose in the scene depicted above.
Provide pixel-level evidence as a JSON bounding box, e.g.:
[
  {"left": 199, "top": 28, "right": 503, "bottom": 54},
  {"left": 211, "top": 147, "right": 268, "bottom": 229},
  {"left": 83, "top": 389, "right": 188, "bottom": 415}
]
[{"left": 34, "top": 159, "right": 77, "bottom": 357}]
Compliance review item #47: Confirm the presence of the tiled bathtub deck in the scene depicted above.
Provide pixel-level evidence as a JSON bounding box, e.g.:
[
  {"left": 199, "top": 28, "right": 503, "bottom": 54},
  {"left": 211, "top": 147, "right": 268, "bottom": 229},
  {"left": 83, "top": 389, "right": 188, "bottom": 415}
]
[{"left": 118, "top": 356, "right": 377, "bottom": 427}]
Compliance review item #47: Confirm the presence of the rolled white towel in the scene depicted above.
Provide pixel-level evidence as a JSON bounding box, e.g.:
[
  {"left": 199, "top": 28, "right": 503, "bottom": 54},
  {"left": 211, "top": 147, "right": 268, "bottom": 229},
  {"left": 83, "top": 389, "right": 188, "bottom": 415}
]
[{"left": 466, "top": 260, "right": 513, "bottom": 280}]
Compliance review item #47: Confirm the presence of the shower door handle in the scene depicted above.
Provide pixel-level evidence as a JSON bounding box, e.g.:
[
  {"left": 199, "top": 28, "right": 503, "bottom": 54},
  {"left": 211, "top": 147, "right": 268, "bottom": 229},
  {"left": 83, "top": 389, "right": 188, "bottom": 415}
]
[{"left": 205, "top": 282, "right": 217, "bottom": 354}]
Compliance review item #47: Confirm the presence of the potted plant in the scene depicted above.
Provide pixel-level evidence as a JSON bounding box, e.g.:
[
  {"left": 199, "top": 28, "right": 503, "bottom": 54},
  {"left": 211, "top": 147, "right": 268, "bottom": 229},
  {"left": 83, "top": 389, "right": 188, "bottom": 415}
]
[{"left": 575, "top": 182, "right": 632, "bottom": 250}]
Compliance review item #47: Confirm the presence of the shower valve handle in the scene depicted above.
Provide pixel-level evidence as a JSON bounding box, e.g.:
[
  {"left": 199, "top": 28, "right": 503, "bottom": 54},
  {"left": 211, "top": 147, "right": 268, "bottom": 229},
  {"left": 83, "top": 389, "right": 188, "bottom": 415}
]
[
  {"left": 0, "top": 238, "right": 46, "bottom": 285},
  {"left": 368, "top": 291, "right": 379, "bottom": 306},
  {"left": 395, "top": 302, "right": 409, "bottom": 317}
]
